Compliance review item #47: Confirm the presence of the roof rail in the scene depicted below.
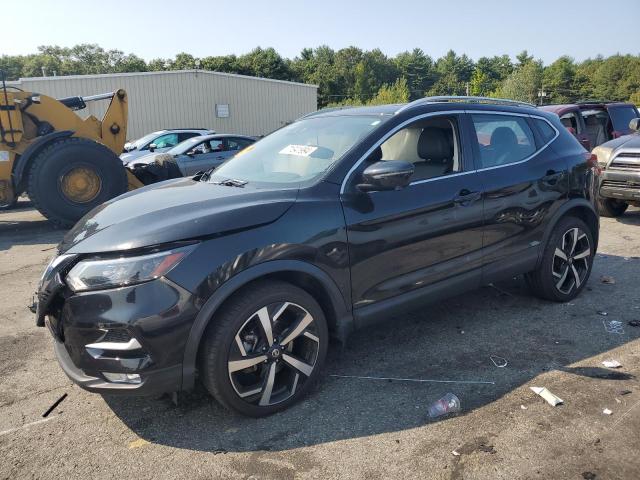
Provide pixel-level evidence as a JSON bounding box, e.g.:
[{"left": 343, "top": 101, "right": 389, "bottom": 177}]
[
  {"left": 299, "top": 105, "right": 355, "bottom": 120},
  {"left": 396, "top": 96, "right": 536, "bottom": 113}
]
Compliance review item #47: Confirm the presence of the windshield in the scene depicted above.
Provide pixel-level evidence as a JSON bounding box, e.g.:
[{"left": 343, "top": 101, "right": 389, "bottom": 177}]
[
  {"left": 609, "top": 106, "right": 639, "bottom": 132},
  {"left": 210, "top": 115, "right": 384, "bottom": 186},
  {"left": 167, "top": 136, "right": 206, "bottom": 155},
  {"left": 130, "top": 132, "right": 162, "bottom": 149}
]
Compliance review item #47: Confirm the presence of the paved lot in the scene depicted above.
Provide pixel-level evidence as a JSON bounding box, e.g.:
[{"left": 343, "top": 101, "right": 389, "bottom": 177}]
[{"left": 1, "top": 200, "right": 639, "bottom": 480}]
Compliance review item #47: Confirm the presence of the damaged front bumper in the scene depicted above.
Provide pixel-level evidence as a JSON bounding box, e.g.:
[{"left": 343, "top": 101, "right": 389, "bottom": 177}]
[{"left": 35, "top": 254, "right": 199, "bottom": 396}]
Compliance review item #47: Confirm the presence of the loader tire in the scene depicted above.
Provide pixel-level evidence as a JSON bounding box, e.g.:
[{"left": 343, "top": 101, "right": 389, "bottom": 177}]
[{"left": 27, "top": 137, "right": 128, "bottom": 228}]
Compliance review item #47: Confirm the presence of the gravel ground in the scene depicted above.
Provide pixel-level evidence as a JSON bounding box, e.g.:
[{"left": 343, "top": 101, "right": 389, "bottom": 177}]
[{"left": 1, "top": 200, "right": 639, "bottom": 480}]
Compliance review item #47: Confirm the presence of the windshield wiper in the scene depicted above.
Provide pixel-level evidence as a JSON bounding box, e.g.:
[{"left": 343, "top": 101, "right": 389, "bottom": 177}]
[{"left": 211, "top": 178, "right": 248, "bottom": 187}]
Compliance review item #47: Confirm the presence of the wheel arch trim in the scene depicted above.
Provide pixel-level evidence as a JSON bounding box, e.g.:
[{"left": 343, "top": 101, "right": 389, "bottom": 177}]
[
  {"left": 12, "top": 130, "right": 74, "bottom": 192},
  {"left": 180, "top": 259, "right": 352, "bottom": 390},
  {"left": 537, "top": 199, "right": 599, "bottom": 267}
]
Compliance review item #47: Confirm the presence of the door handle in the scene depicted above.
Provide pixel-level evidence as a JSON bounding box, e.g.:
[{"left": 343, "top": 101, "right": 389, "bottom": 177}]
[{"left": 453, "top": 189, "right": 482, "bottom": 205}]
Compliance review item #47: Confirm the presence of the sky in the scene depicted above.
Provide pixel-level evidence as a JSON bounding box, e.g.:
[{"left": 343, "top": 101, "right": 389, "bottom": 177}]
[{"left": 3, "top": 0, "right": 639, "bottom": 64}]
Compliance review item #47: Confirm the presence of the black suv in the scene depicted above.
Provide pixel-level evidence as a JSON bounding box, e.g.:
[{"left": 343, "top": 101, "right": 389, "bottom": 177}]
[
  {"left": 36, "top": 97, "right": 599, "bottom": 416},
  {"left": 592, "top": 118, "right": 640, "bottom": 217}
]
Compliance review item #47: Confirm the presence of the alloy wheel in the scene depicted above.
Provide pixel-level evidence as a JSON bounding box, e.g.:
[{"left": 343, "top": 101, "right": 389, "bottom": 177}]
[
  {"left": 227, "top": 302, "right": 320, "bottom": 407},
  {"left": 551, "top": 227, "right": 591, "bottom": 295}
]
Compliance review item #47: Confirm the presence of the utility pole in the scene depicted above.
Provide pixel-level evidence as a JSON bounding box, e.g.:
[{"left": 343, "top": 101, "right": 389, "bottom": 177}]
[{"left": 466, "top": 83, "right": 470, "bottom": 96}]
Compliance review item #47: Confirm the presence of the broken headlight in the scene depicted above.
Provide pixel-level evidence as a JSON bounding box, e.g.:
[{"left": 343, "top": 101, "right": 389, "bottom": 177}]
[{"left": 65, "top": 245, "right": 195, "bottom": 292}]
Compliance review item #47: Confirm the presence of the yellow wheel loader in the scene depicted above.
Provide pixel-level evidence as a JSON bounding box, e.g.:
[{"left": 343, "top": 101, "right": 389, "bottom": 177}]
[{"left": 0, "top": 74, "right": 144, "bottom": 227}]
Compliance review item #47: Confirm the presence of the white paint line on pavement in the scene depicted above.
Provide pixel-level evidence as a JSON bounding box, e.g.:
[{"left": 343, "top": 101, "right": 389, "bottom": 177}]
[
  {"left": 330, "top": 374, "right": 495, "bottom": 385},
  {"left": 0, "top": 416, "right": 58, "bottom": 437}
]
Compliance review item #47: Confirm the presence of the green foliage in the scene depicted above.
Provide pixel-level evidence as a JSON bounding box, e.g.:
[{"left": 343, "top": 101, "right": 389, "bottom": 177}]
[
  {"left": 495, "top": 60, "right": 544, "bottom": 104},
  {"left": 2, "top": 44, "right": 639, "bottom": 108}
]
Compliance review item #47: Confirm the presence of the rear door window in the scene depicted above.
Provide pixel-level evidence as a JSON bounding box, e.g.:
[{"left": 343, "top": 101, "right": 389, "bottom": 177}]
[
  {"left": 608, "top": 106, "right": 640, "bottom": 132},
  {"left": 470, "top": 114, "right": 536, "bottom": 168}
]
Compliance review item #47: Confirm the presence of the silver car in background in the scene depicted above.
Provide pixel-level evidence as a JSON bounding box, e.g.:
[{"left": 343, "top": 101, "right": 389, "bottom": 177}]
[
  {"left": 120, "top": 128, "right": 215, "bottom": 164},
  {"left": 129, "top": 134, "right": 257, "bottom": 176}
]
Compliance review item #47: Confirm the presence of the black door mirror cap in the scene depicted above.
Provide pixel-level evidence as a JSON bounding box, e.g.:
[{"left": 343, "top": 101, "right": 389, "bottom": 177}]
[{"left": 358, "top": 160, "right": 414, "bottom": 192}]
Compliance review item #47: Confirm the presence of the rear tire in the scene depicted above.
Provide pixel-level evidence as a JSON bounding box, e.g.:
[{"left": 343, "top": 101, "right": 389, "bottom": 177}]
[
  {"left": 597, "top": 197, "right": 628, "bottom": 217},
  {"left": 200, "top": 281, "right": 328, "bottom": 417},
  {"left": 27, "top": 138, "right": 128, "bottom": 228},
  {"left": 526, "top": 216, "right": 595, "bottom": 302}
]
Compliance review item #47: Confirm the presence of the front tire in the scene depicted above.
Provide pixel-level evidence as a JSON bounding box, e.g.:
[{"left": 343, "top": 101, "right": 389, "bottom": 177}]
[
  {"left": 597, "top": 197, "right": 628, "bottom": 217},
  {"left": 27, "top": 138, "right": 128, "bottom": 228},
  {"left": 201, "top": 281, "right": 328, "bottom": 417},
  {"left": 526, "top": 216, "right": 595, "bottom": 302}
]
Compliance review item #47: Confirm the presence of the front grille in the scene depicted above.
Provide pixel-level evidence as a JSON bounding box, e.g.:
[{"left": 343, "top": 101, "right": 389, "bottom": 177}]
[
  {"left": 610, "top": 152, "right": 640, "bottom": 171},
  {"left": 602, "top": 179, "right": 640, "bottom": 190}
]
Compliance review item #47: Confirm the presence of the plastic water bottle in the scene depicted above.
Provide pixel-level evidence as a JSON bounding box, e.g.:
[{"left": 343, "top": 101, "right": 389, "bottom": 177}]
[{"left": 428, "top": 393, "right": 461, "bottom": 418}]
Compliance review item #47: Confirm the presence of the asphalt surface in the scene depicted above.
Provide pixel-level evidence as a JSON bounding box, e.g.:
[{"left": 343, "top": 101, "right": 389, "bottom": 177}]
[{"left": 1, "top": 200, "right": 639, "bottom": 480}]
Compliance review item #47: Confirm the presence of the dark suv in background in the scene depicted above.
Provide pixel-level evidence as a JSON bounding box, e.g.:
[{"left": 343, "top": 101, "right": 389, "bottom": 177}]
[{"left": 36, "top": 96, "right": 599, "bottom": 417}]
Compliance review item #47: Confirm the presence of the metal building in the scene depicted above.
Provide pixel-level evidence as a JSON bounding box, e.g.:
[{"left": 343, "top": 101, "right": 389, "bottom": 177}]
[{"left": 8, "top": 70, "right": 318, "bottom": 139}]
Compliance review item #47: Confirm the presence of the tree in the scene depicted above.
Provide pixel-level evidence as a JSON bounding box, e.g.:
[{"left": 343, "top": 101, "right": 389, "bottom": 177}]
[
  {"left": 543, "top": 56, "right": 577, "bottom": 103},
  {"left": 395, "top": 49, "right": 435, "bottom": 99},
  {"left": 368, "top": 77, "right": 410, "bottom": 105},
  {"left": 427, "top": 50, "right": 474, "bottom": 96},
  {"left": 495, "top": 60, "right": 543, "bottom": 104}
]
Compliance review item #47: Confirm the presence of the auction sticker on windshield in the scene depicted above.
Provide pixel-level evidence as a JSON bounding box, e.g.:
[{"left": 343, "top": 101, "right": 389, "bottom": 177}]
[{"left": 279, "top": 145, "right": 318, "bottom": 157}]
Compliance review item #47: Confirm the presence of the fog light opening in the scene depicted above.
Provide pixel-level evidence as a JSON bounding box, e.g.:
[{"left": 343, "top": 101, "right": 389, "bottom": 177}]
[{"left": 102, "top": 372, "right": 142, "bottom": 384}]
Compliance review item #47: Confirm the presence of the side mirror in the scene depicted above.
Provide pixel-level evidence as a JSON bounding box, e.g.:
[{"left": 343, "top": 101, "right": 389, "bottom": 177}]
[
  {"left": 357, "top": 161, "right": 414, "bottom": 192},
  {"left": 123, "top": 142, "right": 133, "bottom": 152},
  {"left": 629, "top": 118, "right": 640, "bottom": 132},
  {"left": 149, "top": 143, "right": 157, "bottom": 152},
  {"left": 186, "top": 150, "right": 196, "bottom": 157}
]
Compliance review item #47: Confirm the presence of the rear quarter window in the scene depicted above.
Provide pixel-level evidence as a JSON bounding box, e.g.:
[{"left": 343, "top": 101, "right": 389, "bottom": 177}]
[{"left": 534, "top": 118, "right": 557, "bottom": 144}]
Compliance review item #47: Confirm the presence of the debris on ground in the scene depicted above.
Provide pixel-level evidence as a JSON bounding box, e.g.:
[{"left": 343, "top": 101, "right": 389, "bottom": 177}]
[
  {"left": 600, "top": 275, "right": 615, "bottom": 285},
  {"left": 603, "top": 320, "right": 624, "bottom": 334},
  {"left": 452, "top": 450, "right": 461, "bottom": 456},
  {"left": 602, "top": 360, "right": 622, "bottom": 369},
  {"left": 596, "top": 311, "right": 608, "bottom": 316},
  {"left": 582, "top": 472, "right": 597, "bottom": 480},
  {"left": 619, "top": 390, "right": 632, "bottom": 396},
  {"left": 428, "top": 393, "right": 461, "bottom": 418},
  {"left": 530, "top": 387, "right": 563, "bottom": 406},
  {"left": 42, "top": 393, "right": 67, "bottom": 418},
  {"left": 628, "top": 320, "right": 640, "bottom": 327},
  {"left": 603, "top": 408, "right": 613, "bottom": 415},
  {"left": 128, "top": 439, "right": 150, "bottom": 449},
  {"left": 489, "top": 355, "right": 508, "bottom": 368},
  {"left": 520, "top": 405, "right": 528, "bottom": 410}
]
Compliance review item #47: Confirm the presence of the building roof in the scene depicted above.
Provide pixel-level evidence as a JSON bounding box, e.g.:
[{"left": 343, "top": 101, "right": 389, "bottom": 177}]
[{"left": 11, "top": 69, "right": 318, "bottom": 89}]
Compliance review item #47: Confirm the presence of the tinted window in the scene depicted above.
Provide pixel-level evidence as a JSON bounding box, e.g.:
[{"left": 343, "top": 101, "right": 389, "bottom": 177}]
[
  {"left": 535, "top": 119, "right": 557, "bottom": 143},
  {"left": 375, "top": 116, "right": 461, "bottom": 182},
  {"left": 608, "top": 106, "right": 639, "bottom": 132},
  {"left": 151, "top": 133, "right": 179, "bottom": 149},
  {"left": 471, "top": 114, "right": 536, "bottom": 168},
  {"left": 179, "top": 132, "right": 201, "bottom": 142},
  {"left": 227, "top": 137, "right": 254, "bottom": 151}
]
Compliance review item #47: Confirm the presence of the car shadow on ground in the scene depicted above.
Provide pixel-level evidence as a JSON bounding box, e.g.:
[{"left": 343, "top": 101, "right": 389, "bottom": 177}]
[
  {"left": 0, "top": 200, "right": 65, "bottom": 251},
  {"left": 104, "top": 252, "right": 640, "bottom": 453},
  {"left": 614, "top": 207, "right": 640, "bottom": 227}
]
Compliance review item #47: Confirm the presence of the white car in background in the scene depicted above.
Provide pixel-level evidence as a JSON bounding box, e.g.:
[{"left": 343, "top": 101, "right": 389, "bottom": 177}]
[{"left": 120, "top": 128, "right": 215, "bottom": 164}]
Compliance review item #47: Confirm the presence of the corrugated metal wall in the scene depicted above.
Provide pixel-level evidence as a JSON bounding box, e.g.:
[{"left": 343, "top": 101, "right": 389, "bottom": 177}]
[{"left": 12, "top": 70, "right": 317, "bottom": 139}]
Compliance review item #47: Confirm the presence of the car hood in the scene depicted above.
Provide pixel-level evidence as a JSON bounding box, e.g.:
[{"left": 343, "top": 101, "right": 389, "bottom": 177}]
[
  {"left": 593, "top": 133, "right": 640, "bottom": 164},
  {"left": 60, "top": 178, "right": 298, "bottom": 254}
]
